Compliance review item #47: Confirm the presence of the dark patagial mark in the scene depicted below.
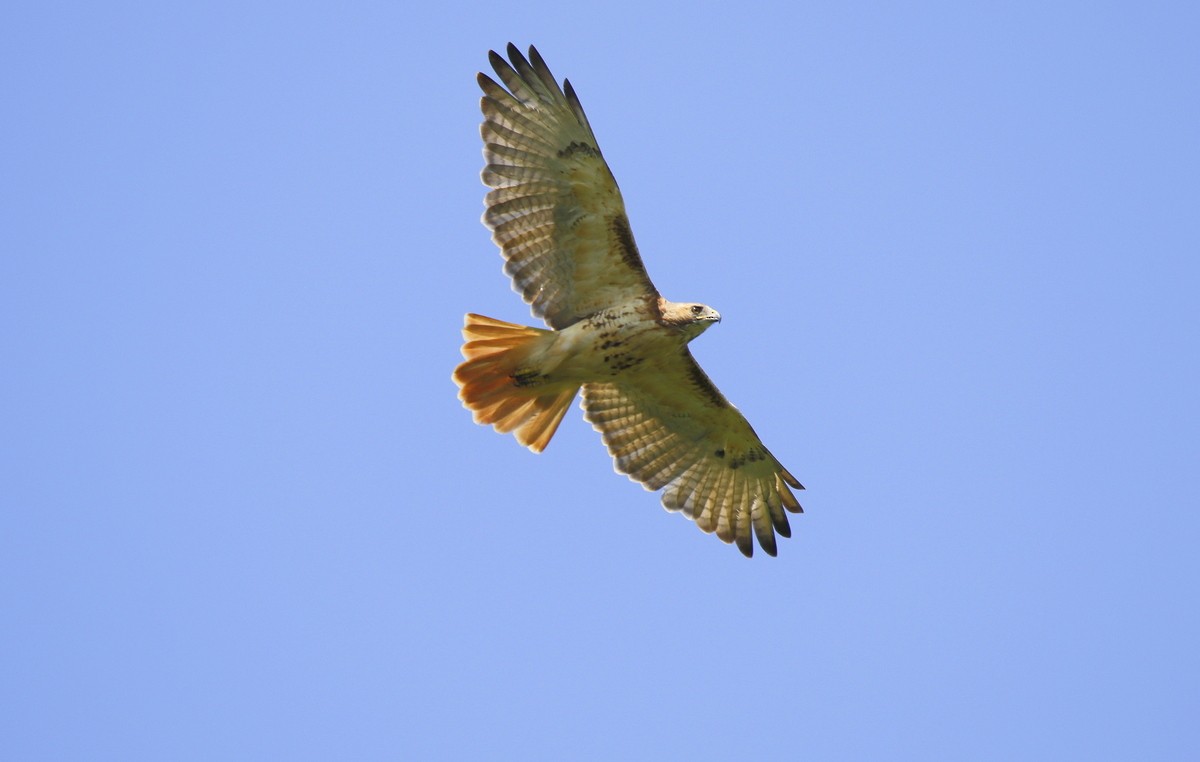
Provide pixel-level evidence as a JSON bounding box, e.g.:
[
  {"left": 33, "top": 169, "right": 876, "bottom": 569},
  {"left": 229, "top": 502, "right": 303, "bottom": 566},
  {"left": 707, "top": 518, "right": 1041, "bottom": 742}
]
[
  {"left": 558, "top": 141, "right": 599, "bottom": 159},
  {"left": 609, "top": 214, "right": 655, "bottom": 289},
  {"left": 643, "top": 293, "right": 663, "bottom": 322},
  {"left": 685, "top": 359, "right": 727, "bottom": 408}
]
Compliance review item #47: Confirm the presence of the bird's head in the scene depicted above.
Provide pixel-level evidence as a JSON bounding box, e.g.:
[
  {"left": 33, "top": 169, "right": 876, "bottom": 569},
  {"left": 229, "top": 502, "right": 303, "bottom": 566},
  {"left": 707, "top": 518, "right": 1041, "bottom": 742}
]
[{"left": 660, "top": 300, "right": 721, "bottom": 342}]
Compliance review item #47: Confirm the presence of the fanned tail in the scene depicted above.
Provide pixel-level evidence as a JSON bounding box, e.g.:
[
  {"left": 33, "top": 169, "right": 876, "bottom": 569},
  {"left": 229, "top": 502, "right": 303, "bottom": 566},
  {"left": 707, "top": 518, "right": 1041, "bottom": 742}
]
[{"left": 453, "top": 313, "right": 578, "bottom": 452}]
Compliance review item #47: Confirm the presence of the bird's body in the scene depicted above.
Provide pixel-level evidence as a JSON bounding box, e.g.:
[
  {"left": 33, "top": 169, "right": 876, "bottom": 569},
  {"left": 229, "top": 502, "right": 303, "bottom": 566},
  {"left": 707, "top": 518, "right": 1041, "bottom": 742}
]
[
  {"left": 454, "top": 45, "right": 804, "bottom": 556},
  {"left": 502, "top": 296, "right": 716, "bottom": 385}
]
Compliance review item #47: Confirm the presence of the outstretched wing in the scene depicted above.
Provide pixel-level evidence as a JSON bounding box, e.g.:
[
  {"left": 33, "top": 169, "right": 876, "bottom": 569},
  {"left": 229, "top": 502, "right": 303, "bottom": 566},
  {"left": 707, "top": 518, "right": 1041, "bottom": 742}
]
[
  {"left": 581, "top": 351, "right": 804, "bottom": 557},
  {"left": 479, "top": 44, "right": 659, "bottom": 330}
]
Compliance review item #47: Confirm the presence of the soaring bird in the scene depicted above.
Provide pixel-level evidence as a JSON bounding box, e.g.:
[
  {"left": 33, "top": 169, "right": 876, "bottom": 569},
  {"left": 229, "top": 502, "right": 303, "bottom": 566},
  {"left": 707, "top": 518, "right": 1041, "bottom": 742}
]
[{"left": 453, "top": 44, "right": 804, "bottom": 556}]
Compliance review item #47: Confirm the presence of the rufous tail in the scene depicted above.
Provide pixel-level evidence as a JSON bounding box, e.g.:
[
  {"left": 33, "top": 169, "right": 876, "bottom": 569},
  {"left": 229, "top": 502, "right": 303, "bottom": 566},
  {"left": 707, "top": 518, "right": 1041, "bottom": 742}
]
[{"left": 453, "top": 313, "right": 578, "bottom": 453}]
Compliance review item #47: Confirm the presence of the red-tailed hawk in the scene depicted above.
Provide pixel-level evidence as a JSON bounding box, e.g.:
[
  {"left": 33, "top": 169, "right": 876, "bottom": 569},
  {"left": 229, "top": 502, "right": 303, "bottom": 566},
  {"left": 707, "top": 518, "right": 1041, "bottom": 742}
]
[{"left": 453, "top": 44, "right": 804, "bottom": 556}]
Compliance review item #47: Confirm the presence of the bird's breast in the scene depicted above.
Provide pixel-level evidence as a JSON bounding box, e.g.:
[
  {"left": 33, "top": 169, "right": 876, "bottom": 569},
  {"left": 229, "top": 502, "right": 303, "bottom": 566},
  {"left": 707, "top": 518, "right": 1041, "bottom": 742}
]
[{"left": 550, "top": 301, "right": 677, "bottom": 381}]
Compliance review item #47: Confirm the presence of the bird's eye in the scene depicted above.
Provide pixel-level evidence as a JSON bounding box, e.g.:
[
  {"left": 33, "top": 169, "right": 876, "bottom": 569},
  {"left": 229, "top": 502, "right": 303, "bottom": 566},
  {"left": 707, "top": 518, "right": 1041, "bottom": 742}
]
[{"left": 691, "top": 305, "right": 704, "bottom": 315}]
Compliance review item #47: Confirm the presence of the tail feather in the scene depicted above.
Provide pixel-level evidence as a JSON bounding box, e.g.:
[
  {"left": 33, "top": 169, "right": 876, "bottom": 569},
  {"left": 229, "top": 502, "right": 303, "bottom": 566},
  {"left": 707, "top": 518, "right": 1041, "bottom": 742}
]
[
  {"left": 461, "top": 313, "right": 542, "bottom": 345},
  {"left": 516, "top": 387, "right": 576, "bottom": 451},
  {"left": 489, "top": 396, "right": 537, "bottom": 433},
  {"left": 453, "top": 313, "right": 578, "bottom": 453}
]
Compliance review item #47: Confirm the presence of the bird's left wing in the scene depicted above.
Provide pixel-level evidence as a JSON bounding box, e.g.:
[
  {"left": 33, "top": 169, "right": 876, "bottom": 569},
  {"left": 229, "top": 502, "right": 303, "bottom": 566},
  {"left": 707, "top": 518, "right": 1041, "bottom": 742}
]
[{"left": 581, "top": 351, "right": 803, "bottom": 557}]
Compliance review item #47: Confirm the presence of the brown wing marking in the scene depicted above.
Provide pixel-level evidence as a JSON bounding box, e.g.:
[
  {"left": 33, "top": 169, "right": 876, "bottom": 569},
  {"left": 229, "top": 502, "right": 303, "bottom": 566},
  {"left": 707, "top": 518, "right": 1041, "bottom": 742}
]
[
  {"left": 581, "top": 350, "right": 803, "bottom": 557},
  {"left": 479, "top": 44, "right": 659, "bottom": 329}
]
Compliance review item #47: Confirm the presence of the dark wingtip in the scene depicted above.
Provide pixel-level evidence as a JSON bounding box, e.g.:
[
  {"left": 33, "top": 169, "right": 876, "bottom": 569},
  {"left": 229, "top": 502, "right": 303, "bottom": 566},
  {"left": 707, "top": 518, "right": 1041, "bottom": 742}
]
[
  {"left": 781, "top": 467, "right": 803, "bottom": 490},
  {"left": 505, "top": 42, "right": 531, "bottom": 72},
  {"left": 736, "top": 535, "right": 754, "bottom": 558},
  {"left": 758, "top": 533, "right": 778, "bottom": 557},
  {"left": 775, "top": 516, "right": 792, "bottom": 538}
]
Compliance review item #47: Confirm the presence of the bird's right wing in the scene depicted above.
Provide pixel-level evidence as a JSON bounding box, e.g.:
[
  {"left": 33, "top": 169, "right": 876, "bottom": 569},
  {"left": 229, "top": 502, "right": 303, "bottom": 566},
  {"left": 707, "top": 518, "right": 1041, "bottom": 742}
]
[{"left": 479, "top": 44, "right": 660, "bottom": 329}]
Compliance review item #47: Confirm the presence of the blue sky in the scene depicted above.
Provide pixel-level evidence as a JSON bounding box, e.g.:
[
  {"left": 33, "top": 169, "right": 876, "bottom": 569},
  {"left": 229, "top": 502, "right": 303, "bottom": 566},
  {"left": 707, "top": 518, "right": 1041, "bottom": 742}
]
[{"left": 3, "top": 1, "right": 1198, "bottom": 759}]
